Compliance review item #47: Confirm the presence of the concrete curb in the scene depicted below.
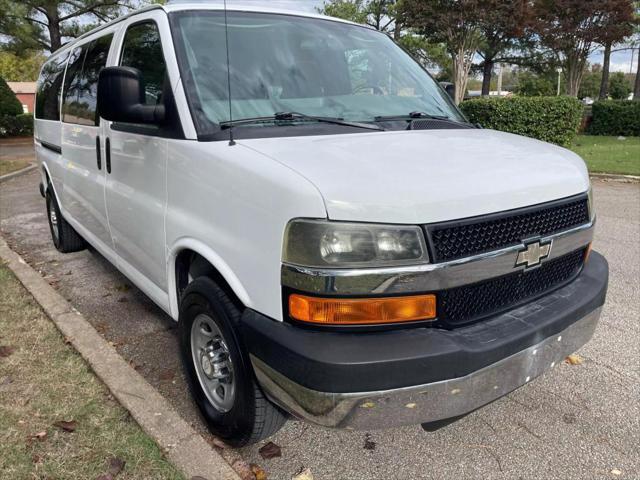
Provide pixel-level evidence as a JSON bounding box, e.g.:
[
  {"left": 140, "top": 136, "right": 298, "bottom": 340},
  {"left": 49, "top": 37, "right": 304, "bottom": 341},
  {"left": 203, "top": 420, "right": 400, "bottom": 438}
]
[
  {"left": 590, "top": 173, "right": 640, "bottom": 183},
  {"left": 0, "top": 235, "right": 241, "bottom": 480},
  {"left": 0, "top": 164, "right": 37, "bottom": 183}
]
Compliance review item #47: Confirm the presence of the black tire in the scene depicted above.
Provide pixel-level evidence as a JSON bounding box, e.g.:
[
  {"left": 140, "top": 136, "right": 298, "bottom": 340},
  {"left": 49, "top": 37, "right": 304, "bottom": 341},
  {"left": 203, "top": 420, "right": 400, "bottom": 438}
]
[
  {"left": 179, "top": 277, "right": 286, "bottom": 446},
  {"left": 45, "top": 188, "right": 86, "bottom": 253}
]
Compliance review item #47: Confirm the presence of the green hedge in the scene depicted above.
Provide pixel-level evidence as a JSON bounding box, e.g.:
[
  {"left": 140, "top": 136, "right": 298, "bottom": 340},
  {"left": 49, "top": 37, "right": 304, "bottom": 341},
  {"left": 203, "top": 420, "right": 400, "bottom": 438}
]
[
  {"left": 0, "top": 76, "right": 23, "bottom": 116},
  {"left": 460, "top": 96, "right": 583, "bottom": 146},
  {"left": 0, "top": 114, "right": 34, "bottom": 138},
  {"left": 587, "top": 101, "right": 640, "bottom": 137}
]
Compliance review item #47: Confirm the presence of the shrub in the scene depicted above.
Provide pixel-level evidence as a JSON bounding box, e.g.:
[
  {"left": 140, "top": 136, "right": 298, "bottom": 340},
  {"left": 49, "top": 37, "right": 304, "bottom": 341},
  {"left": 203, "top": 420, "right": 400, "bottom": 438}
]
[
  {"left": 608, "top": 72, "right": 632, "bottom": 101},
  {"left": 0, "top": 76, "right": 23, "bottom": 117},
  {"left": 460, "top": 96, "right": 583, "bottom": 146},
  {"left": 587, "top": 100, "right": 640, "bottom": 136},
  {"left": 0, "top": 114, "right": 34, "bottom": 138}
]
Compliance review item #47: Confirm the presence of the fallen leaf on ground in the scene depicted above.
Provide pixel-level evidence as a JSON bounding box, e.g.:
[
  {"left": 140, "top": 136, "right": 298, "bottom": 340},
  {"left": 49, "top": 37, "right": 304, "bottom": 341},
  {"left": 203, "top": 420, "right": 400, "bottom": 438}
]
[
  {"left": 191, "top": 477, "right": 208, "bottom": 480},
  {"left": 53, "top": 420, "right": 77, "bottom": 432},
  {"left": 1, "top": 376, "right": 13, "bottom": 385},
  {"left": 251, "top": 464, "right": 268, "bottom": 480},
  {"left": 0, "top": 345, "right": 15, "bottom": 358},
  {"left": 565, "top": 354, "right": 583, "bottom": 365},
  {"left": 231, "top": 460, "right": 254, "bottom": 480},
  {"left": 292, "top": 467, "right": 313, "bottom": 480},
  {"left": 31, "top": 431, "right": 47, "bottom": 441},
  {"left": 211, "top": 437, "right": 229, "bottom": 449},
  {"left": 364, "top": 433, "right": 376, "bottom": 451},
  {"left": 108, "top": 457, "right": 125, "bottom": 476},
  {"left": 360, "top": 402, "right": 375, "bottom": 408},
  {"left": 611, "top": 469, "right": 622, "bottom": 476},
  {"left": 259, "top": 441, "right": 282, "bottom": 459},
  {"left": 159, "top": 368, "right": 175, "bottom": 381},
  {"left": 114, "top": 284, "right": 131, "bottom": 292}
]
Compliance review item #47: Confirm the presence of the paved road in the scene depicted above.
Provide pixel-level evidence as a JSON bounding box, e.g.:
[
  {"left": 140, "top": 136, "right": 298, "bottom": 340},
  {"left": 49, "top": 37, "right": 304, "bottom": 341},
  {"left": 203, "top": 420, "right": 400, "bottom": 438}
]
[{"left": 1, "top": 166, "right": 638, "bottom": 480}]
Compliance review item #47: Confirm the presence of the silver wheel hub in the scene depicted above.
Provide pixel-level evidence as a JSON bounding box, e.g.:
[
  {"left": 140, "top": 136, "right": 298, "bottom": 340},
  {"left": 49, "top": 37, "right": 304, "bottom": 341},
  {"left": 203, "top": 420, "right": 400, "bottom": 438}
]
[{"left": 191, "top": 314, "right": 235, "bottom": 412}]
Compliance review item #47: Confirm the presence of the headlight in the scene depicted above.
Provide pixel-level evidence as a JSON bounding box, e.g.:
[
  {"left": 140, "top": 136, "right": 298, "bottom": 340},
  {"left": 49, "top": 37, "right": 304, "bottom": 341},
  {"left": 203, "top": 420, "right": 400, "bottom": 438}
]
[{"left": 283, "top": 219, "right": 429, "bottom": 268}]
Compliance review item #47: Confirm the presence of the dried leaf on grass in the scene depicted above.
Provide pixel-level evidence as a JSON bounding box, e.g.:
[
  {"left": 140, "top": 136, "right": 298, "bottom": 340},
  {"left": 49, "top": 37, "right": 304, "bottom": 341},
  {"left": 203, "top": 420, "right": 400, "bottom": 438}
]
[
  {"left": 565, "top": 354, "right": 583, "bottom": 365},
  {"left": 292, "top": 467, "right": 313, "bottom": 480},
  {"left": 53, "top": 420, "right": 77, "bottom": 432},
  {"left": 31, "top": 431, "right": 47, "bottom": 441},
  {"left": 108, "top": 457, "right": 125, "bottom": 476},
  {"left": 259, "top": 441, "right": 282, "bottom": 459},
  {"left": 251, "top": 464, "right": 268, "bottom": 480},
  {"left": 0, "top": 345, "right": 15, "bottom": 357}
]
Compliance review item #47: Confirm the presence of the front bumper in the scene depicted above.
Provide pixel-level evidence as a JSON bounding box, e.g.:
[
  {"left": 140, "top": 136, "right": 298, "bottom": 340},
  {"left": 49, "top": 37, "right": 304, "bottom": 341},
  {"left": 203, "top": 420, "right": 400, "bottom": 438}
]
[{"left": 241, "top": 252, "right": 608, "bottom": 429}]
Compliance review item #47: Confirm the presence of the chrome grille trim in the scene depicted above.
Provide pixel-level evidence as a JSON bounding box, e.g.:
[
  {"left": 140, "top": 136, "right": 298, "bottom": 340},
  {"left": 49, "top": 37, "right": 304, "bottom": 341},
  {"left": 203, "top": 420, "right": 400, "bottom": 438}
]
[{"left": 281, "top": 220, "right": 594, "bottom": 296}]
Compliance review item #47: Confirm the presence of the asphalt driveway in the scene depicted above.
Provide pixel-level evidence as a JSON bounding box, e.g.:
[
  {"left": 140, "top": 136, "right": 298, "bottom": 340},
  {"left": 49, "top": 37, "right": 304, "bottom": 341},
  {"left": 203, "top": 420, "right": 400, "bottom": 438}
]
[{"left": 1, "top": 166, "right": 638, "bottom": 480}]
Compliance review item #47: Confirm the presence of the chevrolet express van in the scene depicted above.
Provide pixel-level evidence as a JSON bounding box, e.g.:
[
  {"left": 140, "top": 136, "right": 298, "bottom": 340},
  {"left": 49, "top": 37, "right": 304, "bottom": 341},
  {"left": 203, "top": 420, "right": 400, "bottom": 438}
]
[{"left": 34, "top": 2, "right": 608, "bottom": 446}]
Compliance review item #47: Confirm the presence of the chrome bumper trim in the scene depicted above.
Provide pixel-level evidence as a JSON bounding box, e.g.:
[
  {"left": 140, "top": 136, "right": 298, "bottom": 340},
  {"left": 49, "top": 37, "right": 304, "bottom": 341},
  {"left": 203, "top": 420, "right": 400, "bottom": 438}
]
[
  {"left": 251, "top": 307, "right": 601, "bottom": 430},
  {"left": 282, "top": 222, "right": 594, "bottom": 295}
]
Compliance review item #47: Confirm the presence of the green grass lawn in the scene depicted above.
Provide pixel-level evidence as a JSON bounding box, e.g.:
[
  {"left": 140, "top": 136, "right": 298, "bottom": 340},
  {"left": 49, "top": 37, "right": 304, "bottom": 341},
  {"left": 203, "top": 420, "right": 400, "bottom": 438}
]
[
  {"left": 570, "top": 135, "right": 640, "bottom": 176},
  {"left": 0, "top": 264, "right": 184, "bottom": 480}
]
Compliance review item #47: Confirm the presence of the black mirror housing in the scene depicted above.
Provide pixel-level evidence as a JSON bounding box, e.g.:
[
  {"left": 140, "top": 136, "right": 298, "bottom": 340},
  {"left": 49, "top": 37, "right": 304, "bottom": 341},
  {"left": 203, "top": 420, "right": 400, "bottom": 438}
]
[{"left": 98, "top": 66, "right": 165, "bottom": 124}]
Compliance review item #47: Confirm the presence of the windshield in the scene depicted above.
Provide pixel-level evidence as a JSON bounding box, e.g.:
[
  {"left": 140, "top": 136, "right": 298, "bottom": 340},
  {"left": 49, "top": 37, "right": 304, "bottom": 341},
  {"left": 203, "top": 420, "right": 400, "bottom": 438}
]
[{"left": 171, "top": 11, "right": 464, "bottom": 134}]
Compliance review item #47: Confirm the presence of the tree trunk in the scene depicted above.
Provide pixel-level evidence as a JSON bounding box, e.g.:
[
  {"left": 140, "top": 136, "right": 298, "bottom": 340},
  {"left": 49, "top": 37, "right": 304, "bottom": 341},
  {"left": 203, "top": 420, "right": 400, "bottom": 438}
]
[
  {"left": 46, "top": 6, "right": 62, "bottom": 53},
  {"left": 565, "top": 57, "right": 584, "bottom": 97},
  {"left": 452, "top": 47, "right": 472, "bottom": 105},
  {"left": 481, "top": 59, "right": 493, "bottom": 96},
  {"left": 634, "top": 47, "right": 640, "bottom": 102},
  {"left": 598, "top": 42, "right": 611, "bottom": 100}
]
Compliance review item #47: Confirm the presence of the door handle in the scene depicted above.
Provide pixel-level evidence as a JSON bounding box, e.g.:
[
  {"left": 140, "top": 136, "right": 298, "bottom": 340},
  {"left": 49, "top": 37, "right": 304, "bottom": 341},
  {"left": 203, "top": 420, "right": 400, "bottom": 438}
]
[
  {"left": 96, "top": 135, "right": 101, "bottom": 170},
  {"left": 105, "top": 137, "right": 111, "bottom": 174}
]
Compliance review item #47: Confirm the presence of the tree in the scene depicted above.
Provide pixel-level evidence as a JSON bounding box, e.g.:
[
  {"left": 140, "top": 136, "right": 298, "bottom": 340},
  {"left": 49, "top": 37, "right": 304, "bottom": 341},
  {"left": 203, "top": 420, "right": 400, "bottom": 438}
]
[
  {"left": 534, "top": 0, "right": 636, "bottom": 97},
  {"left": 514, "top": 71, "right": 556, "bottom": 96},
  {"left": 609, "top": 71, "right": 632, "bottom": 99},
  {"left": 0, "top": 75, "right": 23, "bottom": 116},
  {"left": 0, "top": 50, "right": 46, "bottom": 81},
  {"left": 320, "top": 0, "right": 401, "bottom": 38},
  {"left": 0, "top": 0, "right": 137, "bottom": 53},
  {"left": 476, "top": 0, "right": 531, "bottom": 96},
  {"left": 401, "top": 0, "right": 484, "bottom": 104},
  {"left": 579, "top": 68, "right": 601, "bottom": 99},
  {"left": 597, "top": 14, "right": 636, "bottom": 99}
]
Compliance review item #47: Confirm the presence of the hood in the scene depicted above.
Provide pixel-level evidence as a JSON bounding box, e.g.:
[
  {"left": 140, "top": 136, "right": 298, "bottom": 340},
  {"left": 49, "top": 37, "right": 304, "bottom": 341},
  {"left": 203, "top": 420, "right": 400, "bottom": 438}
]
[{"left": 239, "top": 129, "right": 590, "bottom": 224}]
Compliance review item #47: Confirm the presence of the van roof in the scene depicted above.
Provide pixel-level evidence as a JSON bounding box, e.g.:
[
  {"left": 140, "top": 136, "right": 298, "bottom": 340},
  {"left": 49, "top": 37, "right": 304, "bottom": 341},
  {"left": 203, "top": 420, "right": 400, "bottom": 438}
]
[{"left": 53, "top": 2, "right": 362, "bottom": 57}]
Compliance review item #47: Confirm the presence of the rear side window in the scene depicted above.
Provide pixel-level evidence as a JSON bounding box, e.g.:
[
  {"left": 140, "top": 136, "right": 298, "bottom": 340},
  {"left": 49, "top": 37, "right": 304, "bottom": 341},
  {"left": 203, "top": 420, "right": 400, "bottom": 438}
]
[
  {"left": 62, "top": 34, "right": 113, "bottom": 125},
  {"left": 120, "top": 22, "right": 166, "bottom": 106},
  {"left": 35, "top": 52, "right": 69, "bottom": 121}
]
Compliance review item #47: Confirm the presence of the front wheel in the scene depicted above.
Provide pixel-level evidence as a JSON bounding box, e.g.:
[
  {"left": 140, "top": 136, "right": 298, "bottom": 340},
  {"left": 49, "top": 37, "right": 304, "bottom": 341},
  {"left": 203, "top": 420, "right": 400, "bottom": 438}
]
[
  {"left": 45, "top": 189, "right": 85, "bottom": 253},
  {"left": 179, "top": 277, "right": 286, "bottom": 446}
]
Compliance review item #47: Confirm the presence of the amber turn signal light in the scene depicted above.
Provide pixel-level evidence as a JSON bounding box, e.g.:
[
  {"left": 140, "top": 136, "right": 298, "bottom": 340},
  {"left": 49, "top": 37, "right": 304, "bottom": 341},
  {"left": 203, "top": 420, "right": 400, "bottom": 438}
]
[
  {"left": 289, "top": 294, "right": 437, "bottom": 325},
  {"left": 584, "top": 242, "right": 593, "bottom": 263}
]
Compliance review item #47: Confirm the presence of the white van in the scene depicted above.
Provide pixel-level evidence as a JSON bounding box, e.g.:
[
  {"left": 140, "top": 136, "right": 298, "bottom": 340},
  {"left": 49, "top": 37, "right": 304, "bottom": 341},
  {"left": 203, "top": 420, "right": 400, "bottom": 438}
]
[{"left": 34, "top": 2, "right": 608, "bottom": 446}]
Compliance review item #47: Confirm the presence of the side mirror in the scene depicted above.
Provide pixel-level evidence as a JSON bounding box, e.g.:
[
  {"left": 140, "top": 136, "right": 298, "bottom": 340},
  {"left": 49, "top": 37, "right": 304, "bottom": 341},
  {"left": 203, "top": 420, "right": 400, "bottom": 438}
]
[
  {"left": 97, "top": 66, "right": 165, "bottom": 124},
  {"left": 442, "top": 83, "right": 456, "bottom": 100}
]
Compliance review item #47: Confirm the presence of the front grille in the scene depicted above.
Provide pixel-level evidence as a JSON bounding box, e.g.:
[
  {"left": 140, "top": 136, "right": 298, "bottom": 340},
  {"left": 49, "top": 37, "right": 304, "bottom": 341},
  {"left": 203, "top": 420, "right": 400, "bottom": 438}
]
[
  {"left": 438, "top": 249, "right": 585, "bottom": 326},
  {"left": 427, "top": 195, "right": 590, "bottom": 262}
]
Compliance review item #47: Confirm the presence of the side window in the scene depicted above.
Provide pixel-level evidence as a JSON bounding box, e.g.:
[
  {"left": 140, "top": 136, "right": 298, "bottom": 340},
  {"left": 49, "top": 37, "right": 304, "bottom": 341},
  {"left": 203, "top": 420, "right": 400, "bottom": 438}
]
[
  {"left": 62, "top": 34, "right": 113, "bottom": 125},
  {"left": 76, "top": 34, "right": 113, "bottom": 125},
  {"left": 120, "top": 22, "right": 167, "bottom": 106},
  {"left": 62, "top": 46, "right": 87, "bottom": 124},
  {"left": 36, "top": 52, "right": 69, "bottom": 121}
]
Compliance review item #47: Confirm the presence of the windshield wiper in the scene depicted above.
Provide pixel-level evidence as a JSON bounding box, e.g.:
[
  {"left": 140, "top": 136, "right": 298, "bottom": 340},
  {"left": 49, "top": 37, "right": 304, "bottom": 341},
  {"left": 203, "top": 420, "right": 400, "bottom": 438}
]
[
  {"left": 220, "top": 112, "right": 384, "bottom": 131},
  {"left": 374, "top": 111, "right": 464, "bottom": 123}
]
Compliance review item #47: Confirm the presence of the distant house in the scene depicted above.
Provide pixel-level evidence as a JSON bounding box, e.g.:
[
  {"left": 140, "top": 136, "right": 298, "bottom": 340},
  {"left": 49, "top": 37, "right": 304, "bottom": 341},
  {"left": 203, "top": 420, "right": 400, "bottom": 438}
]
[{"left": 8, "top": 82, "right": 37, "bottom": 114}]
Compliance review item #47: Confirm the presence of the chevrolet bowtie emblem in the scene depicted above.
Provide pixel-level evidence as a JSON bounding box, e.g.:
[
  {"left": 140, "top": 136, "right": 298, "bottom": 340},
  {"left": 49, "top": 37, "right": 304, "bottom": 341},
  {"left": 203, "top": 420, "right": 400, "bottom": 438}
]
[{"left": 516, "top": 240, "right": 552, "bottom": 268}]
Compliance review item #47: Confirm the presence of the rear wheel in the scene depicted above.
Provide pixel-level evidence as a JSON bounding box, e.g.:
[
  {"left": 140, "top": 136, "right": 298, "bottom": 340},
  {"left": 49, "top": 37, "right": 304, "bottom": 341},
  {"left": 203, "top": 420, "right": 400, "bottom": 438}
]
[
  {"left": 179, "top": 277, "right": 286, "bottom": 446},
  {"left": 45, "top": 189, "right": 85, "bottom": 253}
]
